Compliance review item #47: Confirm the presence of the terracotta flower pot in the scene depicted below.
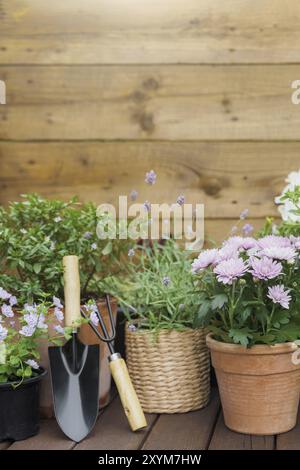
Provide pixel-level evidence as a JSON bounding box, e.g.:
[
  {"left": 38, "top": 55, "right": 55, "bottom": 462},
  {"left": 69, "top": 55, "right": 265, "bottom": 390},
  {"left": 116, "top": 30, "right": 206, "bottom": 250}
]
[
  {"left": 38, "top": 298, "right": 117, "bottom": 417},
  {"left": 207, "top": 334, "right": 300, "bottom": 435}
]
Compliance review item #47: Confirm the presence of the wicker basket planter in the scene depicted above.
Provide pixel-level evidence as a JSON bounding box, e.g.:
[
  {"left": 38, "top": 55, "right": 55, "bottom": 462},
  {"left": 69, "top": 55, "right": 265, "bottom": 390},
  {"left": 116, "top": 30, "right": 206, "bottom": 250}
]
[{"left": 125, "top": 325, "right": 210, "bottom": 413}]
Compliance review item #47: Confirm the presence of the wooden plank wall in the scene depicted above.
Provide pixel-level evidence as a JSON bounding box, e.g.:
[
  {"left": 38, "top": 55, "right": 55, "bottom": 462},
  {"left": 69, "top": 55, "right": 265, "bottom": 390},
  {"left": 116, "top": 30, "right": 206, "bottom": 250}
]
[{"left": 0, "top": 0, "right": 300, "bottom": 244}]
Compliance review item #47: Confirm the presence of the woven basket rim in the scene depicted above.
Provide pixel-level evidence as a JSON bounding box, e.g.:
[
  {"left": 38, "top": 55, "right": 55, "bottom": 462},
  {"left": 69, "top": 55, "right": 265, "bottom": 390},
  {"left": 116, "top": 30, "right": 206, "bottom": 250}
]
[{"left": 126, "top": 321, "right": 206, "bottom": 335}]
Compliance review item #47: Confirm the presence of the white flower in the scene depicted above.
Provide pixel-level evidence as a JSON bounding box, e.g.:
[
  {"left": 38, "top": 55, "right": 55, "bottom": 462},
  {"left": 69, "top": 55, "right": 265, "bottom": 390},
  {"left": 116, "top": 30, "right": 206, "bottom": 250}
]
[
  {"left": 275, "top": 170, "right": 300, "bottom": 222},
  {"left": 25, "top": 359, "right": 39, "bottom": 370}
]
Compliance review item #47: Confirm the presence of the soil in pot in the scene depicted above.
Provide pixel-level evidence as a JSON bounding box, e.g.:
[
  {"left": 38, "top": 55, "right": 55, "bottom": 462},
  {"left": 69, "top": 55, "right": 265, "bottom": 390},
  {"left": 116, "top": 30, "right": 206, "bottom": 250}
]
[
  {"left": 207, "top": 334, "right": 300, "bottom": 435},
  {"left": 0, "top": 368, "right": 47, "bottom": 442}
]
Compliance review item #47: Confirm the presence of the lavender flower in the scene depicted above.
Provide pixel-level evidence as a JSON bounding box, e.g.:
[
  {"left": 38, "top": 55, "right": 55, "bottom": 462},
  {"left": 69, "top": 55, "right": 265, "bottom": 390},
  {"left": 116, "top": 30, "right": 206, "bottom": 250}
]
[
  {"left": 25, "top": 359, "right": 39, "bottom": 370},
  {"left": 90, "top": 312, "right": 99, "bottom": 327},
  {"left": 83, "top": 231, "right": 92, "bottom": 239},
  {"left": 145, "top": 170, "right": 157, "bottom": 185},
  {"left": 262, "top": 246, "right": 297, "bottom": 262},
  {"left": 250, "top": 256, "right": 282, "bottom": 280},
  {"left": 191, "top": 249, "right": 218, "bottom": 273},
  {"left": 54, "top": 307, "right": 64, "bottom": 322},
  {"left": 0, "top": 288, "right": 11, "bottom": 301},
  {"left": 130, "top": 190, "right": 138, "bottom": 201},
  {"left": 267, "top": 285, "right": 291, "bottom": 309},
  {"left": 128, "top": 248, "right": 135, "bottom": 257},
  {"left": 242, "top": 223, "right": 254, "bottom": 235},
  {"left": 1, "top": 304, "right": 14, "bottom": 318},
  {"left": 91, "top": 242, "right": 97, "bottom": 250},
  {"left": 53, "top": 296, "right": 63, "bottom": 309},
  {"left": 19, "top": 325, "right": 35, "bottom": 337},
  {"left": 239, "top": 209, "right": 249, "bottom": 220},
  {"left": 128, "top": 324, "right": 137, "bottom": 332},
  {"left": 162, "top": 276, "right": 171, "bottom": 287},
  {"left": 213, "top": 258, "right": 248, "bottom": 285},
  {"left": 0, "top": 325, "right": 8, "bottom": 342},
  {"left": 143, "top": 201, "right": 151, "bottom": 212},
  {"left": 37, "top": 314, "right": 48, "bottom": 330},
  {"left": 176, "top": 195, "right": 185, "bottom": 206},
  {"left": 54, "top": 325, "right": 65, "bottom": 335},
  {"left": 9, "top": 296, "right": 17, "bottom": 307},
  {"left": 24, "top": 312, "right": 38, "bottom": 329}
]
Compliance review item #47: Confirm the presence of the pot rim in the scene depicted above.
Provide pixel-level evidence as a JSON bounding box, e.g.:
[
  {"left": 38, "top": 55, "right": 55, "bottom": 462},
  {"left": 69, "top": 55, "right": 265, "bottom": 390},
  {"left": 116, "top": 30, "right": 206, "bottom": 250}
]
[
  {"left": 206, "top": 333, "right": 299, "bottom": 355},
  {"left": 126, "top": 321, "right": 202, "bottom": 335},
  {"left": 0, "top": 367, "right": 47, "bottom": 390}
]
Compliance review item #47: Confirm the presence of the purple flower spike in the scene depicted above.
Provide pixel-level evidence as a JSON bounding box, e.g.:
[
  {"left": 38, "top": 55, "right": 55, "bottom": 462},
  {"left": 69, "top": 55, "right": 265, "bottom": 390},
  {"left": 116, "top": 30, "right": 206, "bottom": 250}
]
[
  {"left": 162, "top": 276, "right": 171, "bottom": 287},
  {"left": 143, "top": 201, "right": 151, "bottom": 213},
  {"left": 243, "top": 223, "right": 254, "bottom": 235},
  {"left": 130, "top": 190, "right": 138, "bottom": 201},
  {"left": 9, "top": 296, "right": 17, "bottom": 307},
  {"left": 176, "top": 195, "right": 185, "bottom": 206},
  {"left": 83, "top": 231, "right": 92, "bottom": 239},
  {"left": 250, "top": 256, "right": 282, "bottom": 280},
  {"left": 145, "top": 170, "right": 157, "bottom": 185},
  {"left": 213, "top": 258, "right": 248, "bottom": 285},
  {"left": 54, "top": 325, "right": 65, "bottom": 335},
  {"left": 267, "top": 285, "right": 291, "bottom": 309},
  {"left": 239, "top": 209, "right": 249, "bottom": 220}
]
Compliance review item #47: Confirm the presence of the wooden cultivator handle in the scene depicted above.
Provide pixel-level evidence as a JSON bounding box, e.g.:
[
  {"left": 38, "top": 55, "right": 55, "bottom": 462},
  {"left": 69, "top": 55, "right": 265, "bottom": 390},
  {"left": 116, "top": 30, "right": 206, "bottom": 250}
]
[{"left": 109, "top": 354, "right": 147, "bottom": 431}]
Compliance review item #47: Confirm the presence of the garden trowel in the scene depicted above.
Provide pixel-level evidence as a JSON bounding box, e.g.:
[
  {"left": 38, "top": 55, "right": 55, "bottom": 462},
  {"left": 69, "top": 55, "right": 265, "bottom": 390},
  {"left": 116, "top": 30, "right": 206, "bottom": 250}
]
[{"left": 49, "top": 255, "right": 99, "bottom": 442}]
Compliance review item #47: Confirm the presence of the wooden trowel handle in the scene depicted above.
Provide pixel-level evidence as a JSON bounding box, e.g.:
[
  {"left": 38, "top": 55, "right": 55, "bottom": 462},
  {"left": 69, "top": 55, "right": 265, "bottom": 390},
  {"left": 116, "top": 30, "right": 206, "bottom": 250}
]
[
  {"left": 109, "top": 354, "right": 147, "bottom": 431},
  {"left": 63, "top": 255, "right": 81, "bottom": 328}
]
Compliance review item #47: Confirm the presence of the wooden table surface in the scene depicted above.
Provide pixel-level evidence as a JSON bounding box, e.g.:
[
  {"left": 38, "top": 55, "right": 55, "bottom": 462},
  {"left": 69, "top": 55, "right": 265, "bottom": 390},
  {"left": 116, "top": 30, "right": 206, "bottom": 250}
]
[{"left": 1, "top": 388, "right": 299, "bottom": 451}]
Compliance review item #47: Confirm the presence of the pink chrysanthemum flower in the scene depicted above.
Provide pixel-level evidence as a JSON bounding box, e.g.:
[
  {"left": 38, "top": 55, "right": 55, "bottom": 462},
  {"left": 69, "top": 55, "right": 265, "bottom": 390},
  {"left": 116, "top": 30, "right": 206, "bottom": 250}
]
[
  {"left": 290, "top": 236, "right": 300, "bottom": 250},
  {"left": 250, "top": 256, "right": 282, "bottom": 280},
  {"left": 223, "top": 236, "right": 257, "bottom": 251},
  {"left": 191, "top": 249, "right": 218, "bottom": 273},
  {"left": 213, "top": 258, "right": 248, "bottom": 285},
  {"left": 267, "top": 285, "right": 291, "bottom": 309},
  {"left": 261, "top": 246, "right": 297, "bottom": 262},
  {"left": 216, "top": 244, "right": 240, "bottom": 263},
  {"left": 257, "top": 235, "right": 291, "bottom": 250}
]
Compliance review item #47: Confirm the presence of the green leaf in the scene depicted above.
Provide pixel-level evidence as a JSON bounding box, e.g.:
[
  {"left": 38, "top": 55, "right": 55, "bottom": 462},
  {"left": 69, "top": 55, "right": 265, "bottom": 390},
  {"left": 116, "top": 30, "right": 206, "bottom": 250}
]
[
  {"left": 211, "top": 294, "right": 228, "bottom": 310},
  {"left": 33, "top": 263, "right": 41, "bottom": 274},
  {"left": 102, "top": 241, "right": 112, "bottom": 256},
  {"left": 229, "top": 328, "right": 253, "bottom": 347}
]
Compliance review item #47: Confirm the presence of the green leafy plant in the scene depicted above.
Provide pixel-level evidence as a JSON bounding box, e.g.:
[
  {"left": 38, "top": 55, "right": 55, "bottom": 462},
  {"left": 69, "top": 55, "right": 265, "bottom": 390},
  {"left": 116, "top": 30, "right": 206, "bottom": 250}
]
[
  {"left": 0, "top": 194, "right": 129, "bottom": 303},
  {"left": 193, "top": 235, "right": 300, "bottom": 347},
  {"left": 0, "top": 288, "right": 75, "bottom": 386},
  {"left": 105, "top": 240, "right": 200, "bottom": 332}
]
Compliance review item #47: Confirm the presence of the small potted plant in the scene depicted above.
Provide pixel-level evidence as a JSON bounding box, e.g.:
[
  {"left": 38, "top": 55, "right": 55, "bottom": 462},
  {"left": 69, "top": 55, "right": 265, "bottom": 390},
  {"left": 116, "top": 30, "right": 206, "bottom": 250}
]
[
  {"left": 107, "top": 240, "right": 211, "bottom": 414},
  {"left": 0, "top": 194, "right": 130, "bottom": 414},
  {"left": 0, "top": 289, "right": 69, "bottom": 441},
  {"left": 193, "top": 234, "right": 300, "bottom": 435}
]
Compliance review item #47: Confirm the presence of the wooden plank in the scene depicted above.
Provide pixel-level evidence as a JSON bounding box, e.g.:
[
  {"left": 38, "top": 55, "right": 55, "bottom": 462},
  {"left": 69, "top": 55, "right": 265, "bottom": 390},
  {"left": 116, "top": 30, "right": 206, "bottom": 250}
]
[
  {"left": 209, "top": 413, "right": 275, "bottom": 450},
  {"left": 142, "top": 388, "right": 220, "bottom": 450},
  {"left": 1, "top": 65, "right": 300, "bottom": 141},
  {"left": 8, "top": 420, "right": 74, "bottom": 450},
  {"left": 277, "top": 409, "right": 300, "bottom": 450},
  {"left": 74, "top": 397, "right": 157, "bottom": 450},
  {"left": 0, "top": 141, "right": 293, "bottom": 218},
  {"left": 1, "top": 0, "right": 300, "bottom": 64}
]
